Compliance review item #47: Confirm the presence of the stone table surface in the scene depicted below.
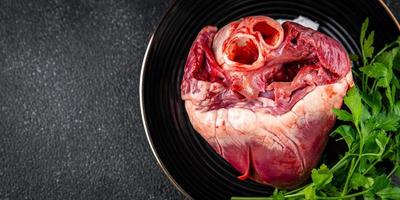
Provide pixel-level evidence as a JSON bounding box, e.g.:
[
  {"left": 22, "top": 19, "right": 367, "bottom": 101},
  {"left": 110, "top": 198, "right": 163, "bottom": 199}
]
[{"left": 0, "top": 0, "right": 398, "bottom": 200}]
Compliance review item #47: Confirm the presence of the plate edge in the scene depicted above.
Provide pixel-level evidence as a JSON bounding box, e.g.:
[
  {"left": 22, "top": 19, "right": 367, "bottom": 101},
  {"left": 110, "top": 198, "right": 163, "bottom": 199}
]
[
  {"left": 139, "top": 34, "right": 193, "bottom": 199},
  {"left": 378, "top": 0, "right": 400, "bottom": 31}
]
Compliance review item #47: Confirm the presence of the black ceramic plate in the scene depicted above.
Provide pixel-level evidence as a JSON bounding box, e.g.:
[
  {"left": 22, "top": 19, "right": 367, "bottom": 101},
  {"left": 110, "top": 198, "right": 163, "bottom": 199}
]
[{"left": 140, "top": 0, "right": 400, "bottom": 199}]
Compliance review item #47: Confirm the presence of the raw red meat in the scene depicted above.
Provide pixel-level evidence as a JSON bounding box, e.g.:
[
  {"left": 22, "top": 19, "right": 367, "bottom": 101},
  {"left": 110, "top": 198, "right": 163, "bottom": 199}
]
[{"left": 181, "top": 16, "right": 353, "bottom": 188}]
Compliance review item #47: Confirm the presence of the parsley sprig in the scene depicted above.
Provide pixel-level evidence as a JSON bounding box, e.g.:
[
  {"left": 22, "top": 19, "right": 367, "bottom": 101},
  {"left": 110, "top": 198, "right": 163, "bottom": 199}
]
[{"left": 232, "top": 19, "right": 400, "bottom": 200}]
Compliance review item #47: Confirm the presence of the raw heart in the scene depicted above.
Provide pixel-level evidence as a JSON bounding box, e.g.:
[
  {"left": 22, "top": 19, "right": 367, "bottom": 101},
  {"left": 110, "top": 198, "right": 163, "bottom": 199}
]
[{"left": 181, "top": 16, "right": 353, "bottom": 189}]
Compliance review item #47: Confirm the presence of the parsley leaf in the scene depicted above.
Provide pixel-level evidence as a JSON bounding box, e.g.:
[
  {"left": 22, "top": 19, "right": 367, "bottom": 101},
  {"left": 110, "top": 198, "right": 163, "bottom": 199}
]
[
  {"left": 365, "top": 112, "right": 400, "bottom": 132},
  {"left": 311, "top": 164, "right": 333, "bottom": 188},
  {"left": 361, "top": 91, "right": 382, "bottom": 115},
  {"left": 350, "top": 173, "right": 373, "bottom": 190},
  {"left": 304, "top": 185, "right": 316, "bottom": 200},
  {"left": 272, "top": 188, "right": 285, "bottom": 200},
  {"left": 331, "top": 125, "right": 354, "bottom": 148},
  {"left": 372, "top": 175, "right": 390, "bottom": 193},
  {"left": 343, "top": 87, "right": 362, "bottom": 125},
  {"left": 360, "top": 17, "right": 375, "bottom": 64},
  {"left": 376, "top": 187, "right": 400, "bottom": 199},
  {"left": 360, "top": 62, "right": 387, "bottom": 78},
  {"left": 376, "top": 48, "right": 398, "bottom": 69},
  {"left": 332, "top": 109, "right": 353, "bottom": 121}
]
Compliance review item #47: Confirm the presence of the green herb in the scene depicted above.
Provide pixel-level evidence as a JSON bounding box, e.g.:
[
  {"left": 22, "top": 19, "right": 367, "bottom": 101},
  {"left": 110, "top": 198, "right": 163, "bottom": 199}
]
[
  {"left": 377, "top": 187, "right": 400, "bottom": 199},
  {"left": 232, "top": 19, "right": 400, "bottom": 200}
]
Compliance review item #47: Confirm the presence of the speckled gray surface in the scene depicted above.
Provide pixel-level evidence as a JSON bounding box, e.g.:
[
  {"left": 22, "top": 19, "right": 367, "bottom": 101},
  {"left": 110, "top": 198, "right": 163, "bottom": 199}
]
[
  {"left": 0, "top": 1, "right": 398, "bottom": 200},
  {"left": 0, "top": 0, "right": 180, "bottom": 199}
]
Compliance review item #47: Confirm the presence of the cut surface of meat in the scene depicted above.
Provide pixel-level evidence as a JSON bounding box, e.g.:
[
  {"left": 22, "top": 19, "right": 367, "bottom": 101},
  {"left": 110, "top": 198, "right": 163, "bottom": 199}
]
[{"left": 180, "top": 16, "right": 353, "bottom": 189}]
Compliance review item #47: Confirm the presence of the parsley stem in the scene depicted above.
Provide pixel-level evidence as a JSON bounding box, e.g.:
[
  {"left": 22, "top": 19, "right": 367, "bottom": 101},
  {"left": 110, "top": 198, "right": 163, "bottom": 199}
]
[
  {"left": 342, "top": 157, "right": 360, "bottom": 197},
  {"left": 285, "top": 184, "right": 308, "bottom": 195},
  {"left": 369, "top": 80, "right": 377, "bottom": 95},
  {"left": 341, "top": 158, "right": 356, "bottom": 196},
  {"left": 362, "top": 74, "right": 368, "bottom": 92},
  {"left": 387, "top": 145, "right": 399, "bottom": 178},
  {"left": 316, "top": 190, "right": 369, "bottom": 199},
  {"left": 388, "top": 165, "right": 398, "bottom": 178},
  {"left": 330, "top": 154, "right": 350, "bottom": 173},
  {"left": 284, "top": 193, "right": 305, "bottom": 198},
  {"left": 347, "top": 153, "right": 380, "bottom": 157},
  {"left": 341, "top": 123, "right": 364, "bottom": 196},
  {"left": 370, "top": 42, "right": 398, "bottom": 64},
  {"left": 362, "top": 158, "right": 380, "bottom": 176},
  {"left": 362, "top": 149, "right": 392, "bottom": 175},
  {"left": 330, "top": 146, "right": 360, "bottom": 174}
]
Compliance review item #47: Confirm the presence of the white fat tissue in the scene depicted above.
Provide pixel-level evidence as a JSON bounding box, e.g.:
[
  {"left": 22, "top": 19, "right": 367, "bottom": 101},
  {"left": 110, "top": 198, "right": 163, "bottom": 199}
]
[{"left": 277, "top": 16, "right": 319, "bottom": 31}]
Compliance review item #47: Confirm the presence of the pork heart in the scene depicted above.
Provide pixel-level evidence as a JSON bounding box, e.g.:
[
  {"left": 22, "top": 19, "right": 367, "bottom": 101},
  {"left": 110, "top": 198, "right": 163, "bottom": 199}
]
[{"left": 180, "top": 16, "right": 353, "bottom": 189}]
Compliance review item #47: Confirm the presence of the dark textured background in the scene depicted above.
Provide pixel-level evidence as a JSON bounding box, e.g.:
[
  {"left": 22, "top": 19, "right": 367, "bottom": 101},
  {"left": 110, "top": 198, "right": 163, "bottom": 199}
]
[{"left": 0, "top": 0, "right": 398, "bottom": 199}]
